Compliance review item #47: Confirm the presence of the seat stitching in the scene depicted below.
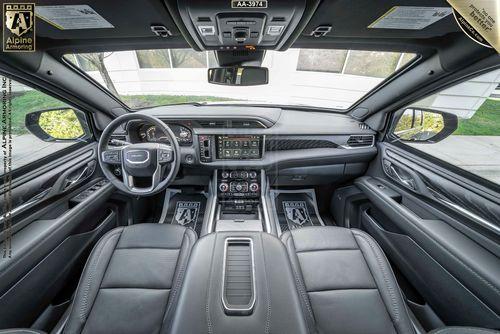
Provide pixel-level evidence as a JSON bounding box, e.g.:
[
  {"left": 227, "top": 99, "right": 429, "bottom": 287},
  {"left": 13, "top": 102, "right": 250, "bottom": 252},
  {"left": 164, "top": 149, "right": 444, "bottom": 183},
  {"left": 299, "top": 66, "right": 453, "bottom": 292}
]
[
  {"left": 296, "top": 248, "right": 359, "bottom": 254},
  {"left": 307, "top": 287, "right": 378, "bottom": 293},
  {"left": 286, "top": 233, "right": 316, "bottom": 324},
  {"left": 79, "top": 229, "right": 122, "bottom": 322},
  {"left": 205, "top": 234, "right": 218, "bottom": 334},
  {"left": 353, "top": 231, "right": 400, "bottom": 322},
  {"left": 432, "top": 328, "right": 499, "bottom": 334}
]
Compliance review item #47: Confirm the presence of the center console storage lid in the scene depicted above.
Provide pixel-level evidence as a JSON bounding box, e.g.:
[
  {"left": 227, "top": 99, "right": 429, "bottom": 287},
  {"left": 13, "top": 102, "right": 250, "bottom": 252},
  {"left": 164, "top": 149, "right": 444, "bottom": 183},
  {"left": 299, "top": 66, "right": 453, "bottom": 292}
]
[{"left": 169, "top": 231, "right": 308, "bottom": 334}]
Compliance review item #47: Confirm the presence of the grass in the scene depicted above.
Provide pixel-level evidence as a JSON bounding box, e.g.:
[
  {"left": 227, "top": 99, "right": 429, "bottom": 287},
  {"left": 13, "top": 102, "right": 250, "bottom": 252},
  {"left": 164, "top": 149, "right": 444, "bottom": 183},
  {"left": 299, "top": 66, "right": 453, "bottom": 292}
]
[
  {"left": 454, "top": 99, "right": 500, "bottom": 136},
  {"left": 6, "top": 92, "right": 235, "bottom": 135}
]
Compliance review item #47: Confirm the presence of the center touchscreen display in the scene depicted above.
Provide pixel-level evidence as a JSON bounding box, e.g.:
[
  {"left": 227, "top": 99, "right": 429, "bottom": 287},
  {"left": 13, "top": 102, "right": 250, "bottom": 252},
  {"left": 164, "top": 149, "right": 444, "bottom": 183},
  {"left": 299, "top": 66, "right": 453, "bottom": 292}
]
[{"left": 216, "top": 135, "right": 262, "bottom": 159}]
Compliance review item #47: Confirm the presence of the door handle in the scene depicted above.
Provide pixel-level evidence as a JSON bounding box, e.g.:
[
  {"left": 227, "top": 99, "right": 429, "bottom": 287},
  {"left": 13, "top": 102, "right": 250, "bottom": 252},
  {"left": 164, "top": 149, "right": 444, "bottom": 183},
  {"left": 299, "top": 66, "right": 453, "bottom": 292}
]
[
  {"left": 389, "top": 165, "right": 416, "bottom": 190},
  {"left": 63, "top": 166, "right": 89, "bottom": 190},
  {"left": 61, "top": 161, "right": 96, "bottom": 192}
]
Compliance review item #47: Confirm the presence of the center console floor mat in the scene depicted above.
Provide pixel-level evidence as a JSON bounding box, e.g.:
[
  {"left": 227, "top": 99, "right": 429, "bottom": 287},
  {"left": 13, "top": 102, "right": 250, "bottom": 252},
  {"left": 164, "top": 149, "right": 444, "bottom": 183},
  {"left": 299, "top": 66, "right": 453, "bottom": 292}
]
[
  {"left": 270, "top": 189, "right": 325, "bottom": 235},
  {"left": 159, "top": 190, "right": 207, "bottom": 236}
]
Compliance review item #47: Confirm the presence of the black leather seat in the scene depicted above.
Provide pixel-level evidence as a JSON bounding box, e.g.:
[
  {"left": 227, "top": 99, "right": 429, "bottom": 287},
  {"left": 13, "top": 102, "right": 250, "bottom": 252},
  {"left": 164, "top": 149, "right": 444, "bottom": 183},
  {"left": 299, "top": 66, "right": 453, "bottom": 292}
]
[
  {"left": 281, "top": 226, "right": 415, "bottom": 334},
  {"left": 62, "top": 223, "right": 196, "bottom": 334}
]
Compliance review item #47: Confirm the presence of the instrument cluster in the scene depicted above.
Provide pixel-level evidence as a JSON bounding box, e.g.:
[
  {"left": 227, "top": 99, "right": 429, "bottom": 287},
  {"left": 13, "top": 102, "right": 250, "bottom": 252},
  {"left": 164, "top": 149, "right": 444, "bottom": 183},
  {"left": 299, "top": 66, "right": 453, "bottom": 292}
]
[{"left": 137, "top": 123, "right": 193, "bottom": 145}]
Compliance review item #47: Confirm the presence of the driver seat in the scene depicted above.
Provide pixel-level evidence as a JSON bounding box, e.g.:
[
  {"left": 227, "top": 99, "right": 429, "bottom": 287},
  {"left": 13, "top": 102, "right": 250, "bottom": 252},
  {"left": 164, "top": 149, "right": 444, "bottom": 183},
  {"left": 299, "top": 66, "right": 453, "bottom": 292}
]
[{"left": 62, "top": 223, "right": 197, "bottom": 334}]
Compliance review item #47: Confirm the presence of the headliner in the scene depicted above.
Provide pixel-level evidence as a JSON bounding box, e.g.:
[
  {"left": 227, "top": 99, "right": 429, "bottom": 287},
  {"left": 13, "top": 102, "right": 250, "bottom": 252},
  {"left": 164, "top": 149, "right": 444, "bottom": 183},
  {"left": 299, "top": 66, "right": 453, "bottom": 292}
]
[{"left": 32, "top": 0, "right": 463, "bottom": 55}]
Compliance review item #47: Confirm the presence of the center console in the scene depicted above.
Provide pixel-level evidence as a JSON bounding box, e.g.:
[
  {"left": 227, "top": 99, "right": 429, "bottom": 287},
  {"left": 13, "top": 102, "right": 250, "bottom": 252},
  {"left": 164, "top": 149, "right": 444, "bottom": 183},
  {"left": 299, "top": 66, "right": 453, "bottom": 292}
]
[
  {"left": 169, "top": 231, "right": 307, "bottom": 334},
  {"left": 211, "top": 169, "right": 267, "bottom": 232}
]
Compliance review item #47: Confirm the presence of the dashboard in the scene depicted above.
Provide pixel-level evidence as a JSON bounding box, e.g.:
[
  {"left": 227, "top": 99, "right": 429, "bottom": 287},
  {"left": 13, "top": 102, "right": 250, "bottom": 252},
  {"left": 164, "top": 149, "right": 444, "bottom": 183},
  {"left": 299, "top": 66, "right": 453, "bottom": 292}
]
[{"left": 113, "top": 105, "right": 378, "bottom": 173}]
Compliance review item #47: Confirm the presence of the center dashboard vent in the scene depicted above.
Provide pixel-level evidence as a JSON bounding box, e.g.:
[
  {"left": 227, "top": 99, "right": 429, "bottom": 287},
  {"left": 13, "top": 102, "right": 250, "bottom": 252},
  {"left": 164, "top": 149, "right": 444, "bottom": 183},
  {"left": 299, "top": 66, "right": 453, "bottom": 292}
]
[
  {"left": 197, "top": 119, "right": 266, "bottom": 129},
  {"left": 346, "top": 135, "right": 375, "bottom": 148}
]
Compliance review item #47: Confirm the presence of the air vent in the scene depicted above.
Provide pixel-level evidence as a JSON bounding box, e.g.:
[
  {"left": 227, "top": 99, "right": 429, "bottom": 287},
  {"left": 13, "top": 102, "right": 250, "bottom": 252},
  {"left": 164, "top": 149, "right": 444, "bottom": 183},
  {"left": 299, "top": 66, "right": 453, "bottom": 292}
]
[
  {"left": 266, "top": 139, "right": 337, "bottom": 151},
  {"left": 222, "top": 238, "right": 255, "bottom": 316},
  {"left": 230, "top": 120, "right": 266, "bottom": 128},
  {"left": 198, "top": 120, "right": 228, "bottom": 128},
  {"left": 346, "top": 135, "right": 374, "bottom": 148},
  {"left": 359, "top": 123, "right": 370, "bottom": 130},
  {"left": 197, "top": 120, "right": 266, "bottom": 129}
]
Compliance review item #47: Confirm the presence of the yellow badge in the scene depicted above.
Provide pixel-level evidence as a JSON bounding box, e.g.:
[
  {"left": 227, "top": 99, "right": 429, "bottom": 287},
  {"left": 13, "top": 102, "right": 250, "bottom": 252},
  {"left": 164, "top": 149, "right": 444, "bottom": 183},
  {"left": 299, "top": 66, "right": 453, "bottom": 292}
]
[
  {"left": 447, "top": 0, "right": 499, "bottom": 52},
  {"left": 2, "top": 3, "right": 35, "bottom": 52}
]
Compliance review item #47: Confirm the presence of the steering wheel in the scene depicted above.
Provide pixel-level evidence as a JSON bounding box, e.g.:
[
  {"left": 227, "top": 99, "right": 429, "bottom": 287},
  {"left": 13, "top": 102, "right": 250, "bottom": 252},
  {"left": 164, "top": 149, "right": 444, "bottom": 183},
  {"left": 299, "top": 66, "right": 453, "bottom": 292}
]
[{"left": 98, "top": 113, "right": 180, "bottom": 196}]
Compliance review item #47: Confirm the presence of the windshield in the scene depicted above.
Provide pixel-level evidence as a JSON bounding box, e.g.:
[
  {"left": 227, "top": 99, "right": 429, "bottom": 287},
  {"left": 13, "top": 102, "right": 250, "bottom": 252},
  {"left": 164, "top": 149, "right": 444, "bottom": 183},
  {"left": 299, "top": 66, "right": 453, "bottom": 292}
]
[{"left": 64, "top": 48, "right": 416, "bottom": 110}]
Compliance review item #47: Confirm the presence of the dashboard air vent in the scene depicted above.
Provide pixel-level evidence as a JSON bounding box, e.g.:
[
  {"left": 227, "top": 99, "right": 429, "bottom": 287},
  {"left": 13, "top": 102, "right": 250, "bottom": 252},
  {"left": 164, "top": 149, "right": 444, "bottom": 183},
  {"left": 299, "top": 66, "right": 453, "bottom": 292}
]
[
  {"left": 346, "top": 135, "right": 374, "bottom": 148},
  {"left": 198, "top": 120, "right": 228, "bottom": 128},
  {"left": 359, "top": 123, "right": 370, "bottom": 130},
  {"left": 197, "top": 120, "right": 266, "bottom": 129}
]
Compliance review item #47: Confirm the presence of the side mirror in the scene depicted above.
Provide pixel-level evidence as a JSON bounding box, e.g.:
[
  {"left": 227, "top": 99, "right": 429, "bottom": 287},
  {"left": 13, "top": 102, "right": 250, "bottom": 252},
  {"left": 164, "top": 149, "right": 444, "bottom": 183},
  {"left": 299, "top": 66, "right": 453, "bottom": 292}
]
[
  {"left": 392, "top": 107, "right": 458, "bottom": 143},
  {"left": 25, "top": 108, "right": 91, "bottom": 142},
  {"left": 208, "top": 66, "right": 268, "bottom": 86}
]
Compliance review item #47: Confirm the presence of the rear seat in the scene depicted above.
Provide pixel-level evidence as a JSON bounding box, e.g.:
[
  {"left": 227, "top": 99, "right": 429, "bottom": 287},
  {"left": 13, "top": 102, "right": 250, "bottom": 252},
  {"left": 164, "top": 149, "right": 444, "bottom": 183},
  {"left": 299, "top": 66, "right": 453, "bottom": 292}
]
[{"left": 281, "top": 226, "right": 416, "bottom": 334}]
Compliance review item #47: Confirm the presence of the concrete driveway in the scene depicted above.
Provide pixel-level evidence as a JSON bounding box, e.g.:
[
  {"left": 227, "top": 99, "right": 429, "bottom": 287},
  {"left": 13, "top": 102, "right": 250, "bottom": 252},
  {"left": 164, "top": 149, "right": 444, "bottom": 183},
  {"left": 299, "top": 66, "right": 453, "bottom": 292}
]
[
  {"left": 409, "top": 135, "right": 500, "bottom": 185},
  {"left": 0, "top": 134, "right": 74, "bottom": 171}
]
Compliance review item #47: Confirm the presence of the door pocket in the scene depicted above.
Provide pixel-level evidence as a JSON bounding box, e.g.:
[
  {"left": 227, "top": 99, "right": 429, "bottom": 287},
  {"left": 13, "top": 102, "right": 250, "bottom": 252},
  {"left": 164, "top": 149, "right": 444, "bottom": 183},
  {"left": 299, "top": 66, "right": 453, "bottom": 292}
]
[
  {"left": 361, "top": 208, "right": 499, "bottom": 327},
  {"left": 0, "top": 210, "right": 116, "bottom": 328}
]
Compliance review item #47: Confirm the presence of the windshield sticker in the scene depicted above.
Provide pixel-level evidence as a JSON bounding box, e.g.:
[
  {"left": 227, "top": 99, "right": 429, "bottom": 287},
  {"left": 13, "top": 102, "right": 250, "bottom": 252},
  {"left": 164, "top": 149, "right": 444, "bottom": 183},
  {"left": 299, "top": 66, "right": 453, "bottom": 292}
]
[
  {"left": 35, "top": 5, "right": 113, "bottom": 30},
  {"left": 368, "top": 6, "right": 452, "bottom": 30},
  {"left": 447, "top": 0, "right": 498, "bottom": 53}
]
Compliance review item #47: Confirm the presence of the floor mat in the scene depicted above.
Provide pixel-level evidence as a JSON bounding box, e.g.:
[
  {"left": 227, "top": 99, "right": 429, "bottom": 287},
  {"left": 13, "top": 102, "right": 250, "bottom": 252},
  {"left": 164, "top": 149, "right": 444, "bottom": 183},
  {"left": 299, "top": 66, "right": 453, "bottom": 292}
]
[
  {"left": 160, "top": 190, "right": 207, "bottom": 236},
  {"left": 270, "top": 189, "right": 325, "bottom": 235}
]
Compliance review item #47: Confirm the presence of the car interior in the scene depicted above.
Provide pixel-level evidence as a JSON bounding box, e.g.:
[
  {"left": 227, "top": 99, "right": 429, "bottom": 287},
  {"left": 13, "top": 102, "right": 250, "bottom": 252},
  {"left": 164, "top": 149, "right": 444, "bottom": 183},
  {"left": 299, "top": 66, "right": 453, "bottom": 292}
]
[{"left": 0, "top": 0, "right": 499, "bottom": 333}]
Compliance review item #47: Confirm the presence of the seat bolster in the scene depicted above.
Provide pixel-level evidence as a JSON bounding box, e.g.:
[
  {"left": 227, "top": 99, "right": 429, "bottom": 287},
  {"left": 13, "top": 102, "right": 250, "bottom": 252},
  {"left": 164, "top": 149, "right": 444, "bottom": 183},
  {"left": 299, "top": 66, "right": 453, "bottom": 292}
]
[
  {"left": 64, "top": 227, "right": 124, "bottom": 334},
  {"left": 160, "top": 227, "right": 197, "bottom": 329},
  {"left": 0, "top": 330, "right": 45, "bottom": 334},
  {"left": 351, "top": 229, "right": 415, "bottom": 334},
  {"left": 281, "top": 231, "right": 318, "bottom": 334},
  {"left": 429, "top": 327, "right": 500, "bottom": 334}
]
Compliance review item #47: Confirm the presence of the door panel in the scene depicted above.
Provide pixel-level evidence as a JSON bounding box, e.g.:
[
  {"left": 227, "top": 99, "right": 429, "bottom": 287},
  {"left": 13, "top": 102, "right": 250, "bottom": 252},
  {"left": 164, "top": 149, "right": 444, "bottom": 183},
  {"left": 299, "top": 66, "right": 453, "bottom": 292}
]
[
  {"left": 355, "top": 143, "right": 500, "bottom": 329},
  {"left": 0, "top": 143, "right": 117, "bottom": 329}
]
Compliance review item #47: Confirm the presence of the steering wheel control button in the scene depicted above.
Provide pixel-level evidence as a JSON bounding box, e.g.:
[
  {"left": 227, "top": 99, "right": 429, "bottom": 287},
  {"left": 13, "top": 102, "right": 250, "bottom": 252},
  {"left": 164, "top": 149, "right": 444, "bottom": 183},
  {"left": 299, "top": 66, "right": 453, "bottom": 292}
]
[
  {"left": 249, "top": 171, "right": 257, "bottom": 179},
  {"left": 221, "top": 171, "right": 230, "bottom": 179},
  {"left": 158, "top": 149, "right": 173, "bottom": 163},
  {"left": 102, "top": 150, "right": 122, "bottom": 164}
]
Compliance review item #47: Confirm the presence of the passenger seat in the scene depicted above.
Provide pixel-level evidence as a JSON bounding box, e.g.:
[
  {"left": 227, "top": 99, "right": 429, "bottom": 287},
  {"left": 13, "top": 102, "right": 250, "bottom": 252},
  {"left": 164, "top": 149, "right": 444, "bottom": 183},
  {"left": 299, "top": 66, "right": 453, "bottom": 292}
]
[{"left": 281, "top": 226, "right": 415, "bottom": 334}]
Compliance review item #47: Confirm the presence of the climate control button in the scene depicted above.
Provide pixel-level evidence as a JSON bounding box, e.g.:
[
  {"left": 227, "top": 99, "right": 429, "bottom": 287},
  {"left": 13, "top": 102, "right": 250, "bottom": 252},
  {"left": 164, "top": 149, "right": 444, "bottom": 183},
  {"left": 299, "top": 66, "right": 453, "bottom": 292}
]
[
  {"left": 249, "top": 183, "right": 259, "bottom": 192},
  {"left": 219, "top": 183, "right": 229, "bottom": 192}
]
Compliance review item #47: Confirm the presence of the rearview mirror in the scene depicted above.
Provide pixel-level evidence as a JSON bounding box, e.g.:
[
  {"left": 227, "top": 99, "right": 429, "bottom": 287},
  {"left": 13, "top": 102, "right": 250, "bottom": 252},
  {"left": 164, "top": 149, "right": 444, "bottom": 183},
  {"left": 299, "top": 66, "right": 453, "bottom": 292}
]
[
  {"left": 393, "top": 108, "right": 458, "bottom": 143},
  {"left": 208, "top": 66, "right": 268, "bottom": 86},
  {"left": 25, "top": 108, "right": 91, "bottom": 142}
]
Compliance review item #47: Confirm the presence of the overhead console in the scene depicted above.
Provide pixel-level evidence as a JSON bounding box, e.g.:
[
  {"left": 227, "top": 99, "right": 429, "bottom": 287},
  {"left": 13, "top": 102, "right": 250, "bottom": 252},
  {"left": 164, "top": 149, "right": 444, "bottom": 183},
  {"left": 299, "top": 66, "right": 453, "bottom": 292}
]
[{"left": 166, "top": 0, "right": 320, "bottom": 51}]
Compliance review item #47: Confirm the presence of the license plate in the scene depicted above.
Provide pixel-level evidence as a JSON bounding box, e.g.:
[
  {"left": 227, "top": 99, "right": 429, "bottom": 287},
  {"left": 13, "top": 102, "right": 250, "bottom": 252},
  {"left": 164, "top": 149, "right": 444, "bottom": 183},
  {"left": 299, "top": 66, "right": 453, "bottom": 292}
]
[{"left": 231, "top": 1, "right": 268, "bottom": 9}]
